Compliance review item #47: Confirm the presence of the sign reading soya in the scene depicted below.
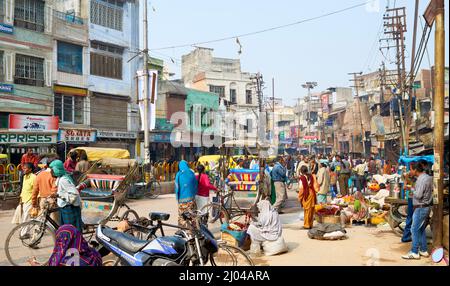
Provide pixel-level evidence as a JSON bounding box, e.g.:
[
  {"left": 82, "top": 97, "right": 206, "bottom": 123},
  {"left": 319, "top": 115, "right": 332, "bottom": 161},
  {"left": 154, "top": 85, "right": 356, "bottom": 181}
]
[{"left": 0, "top": 133, "right": 57, "bottom": 144}]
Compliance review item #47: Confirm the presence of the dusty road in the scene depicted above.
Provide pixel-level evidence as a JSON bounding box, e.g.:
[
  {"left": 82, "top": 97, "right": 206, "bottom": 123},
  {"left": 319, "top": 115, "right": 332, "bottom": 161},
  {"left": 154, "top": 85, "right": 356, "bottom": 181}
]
[{"left": 0, "top": 190, "right": 446, "bottom": 266}]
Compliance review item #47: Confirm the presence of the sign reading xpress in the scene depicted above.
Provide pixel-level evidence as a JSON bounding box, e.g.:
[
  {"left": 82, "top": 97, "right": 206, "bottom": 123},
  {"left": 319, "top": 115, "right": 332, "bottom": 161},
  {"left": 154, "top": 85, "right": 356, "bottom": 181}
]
[{"left": 0, "top": 133, "right": 57, "bottom": 144}]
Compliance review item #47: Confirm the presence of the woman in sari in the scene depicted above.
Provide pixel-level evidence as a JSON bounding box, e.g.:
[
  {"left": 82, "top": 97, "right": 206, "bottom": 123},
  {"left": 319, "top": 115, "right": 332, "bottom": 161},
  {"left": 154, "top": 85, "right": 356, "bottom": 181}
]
[
  {"left": 340, "top": 191, "right": 369, "bottom": 226},
  {"left": 298, "top": 165, "right": 317, "bottom": 229},
  {"left": 175, "top": 160, "right": 198, "bottom": 227}
]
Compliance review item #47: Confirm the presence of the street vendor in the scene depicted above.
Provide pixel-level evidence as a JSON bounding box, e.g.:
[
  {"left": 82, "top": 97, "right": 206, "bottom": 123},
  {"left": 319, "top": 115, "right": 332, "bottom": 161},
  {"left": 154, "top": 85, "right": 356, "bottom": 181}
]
[
  {"left": 340, "top": 191, "right": 369, "bottom": 227},
  {"left": 247, "top": 199, "right": 286, "bottom": 256},
  {"left": 368, "top": 183, "right": 390, "bottom": 209}
]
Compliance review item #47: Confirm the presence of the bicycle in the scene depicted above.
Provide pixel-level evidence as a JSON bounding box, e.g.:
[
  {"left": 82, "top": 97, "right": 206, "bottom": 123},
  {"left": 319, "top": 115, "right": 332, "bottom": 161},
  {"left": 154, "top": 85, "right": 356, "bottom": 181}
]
[{"left": 4, "top": 197, "right": 140, "bottom": 266}]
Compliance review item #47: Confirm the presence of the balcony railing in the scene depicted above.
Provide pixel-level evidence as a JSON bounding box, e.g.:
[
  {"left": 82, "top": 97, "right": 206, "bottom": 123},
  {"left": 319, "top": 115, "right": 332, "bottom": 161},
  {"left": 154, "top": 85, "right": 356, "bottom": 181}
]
[{"left": 54, "top": 10, "right": 85, "bottom": 25}]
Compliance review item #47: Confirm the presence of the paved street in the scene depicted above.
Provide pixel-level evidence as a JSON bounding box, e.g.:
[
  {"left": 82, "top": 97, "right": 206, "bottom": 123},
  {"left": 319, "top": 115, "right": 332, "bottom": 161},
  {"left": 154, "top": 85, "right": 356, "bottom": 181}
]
[{"left": 0, "top": 189, "right": 445, "bottom": 266}]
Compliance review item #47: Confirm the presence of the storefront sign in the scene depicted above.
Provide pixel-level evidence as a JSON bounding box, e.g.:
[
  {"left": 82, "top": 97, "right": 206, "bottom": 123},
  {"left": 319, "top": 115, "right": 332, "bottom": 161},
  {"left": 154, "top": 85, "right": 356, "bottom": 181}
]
[
  {"left": 151, "top": 133, "right": 171, "bottom": 143},
  {"left": 58, "top": 129, "right": 97, "bottom": 143},
  {"left": 9, "top": 114, "right": 59, "bottom": 132},
  {"left": 97, "top": 130, "right": 137, "bottom": 139},
  {"left": 0, "top": 23, "right": 13, "bottom": 34},
  {"left": 0, "top": 133, "right": 57, "bottom": 144},
  {"left": 0, "top": 83, "right": 14, "bottom": 93},
  {"left": 303, "top": 135, "right": 320, "bottom": 144}
]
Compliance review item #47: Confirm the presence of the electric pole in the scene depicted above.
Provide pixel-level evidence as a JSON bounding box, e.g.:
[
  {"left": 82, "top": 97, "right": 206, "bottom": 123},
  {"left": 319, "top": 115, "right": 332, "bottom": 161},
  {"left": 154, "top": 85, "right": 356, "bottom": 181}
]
[
  {"left": 349, "top": 72, "right": 366, "bottom": 157},
  {"left": 381, "top": 6, "right": 408, "bottom": 156},
  {"left": 427, "top": 0, "right": 445, "bottom": 249},
  {"left": 143, "top": 0, "right": 150, "bottom": 165}
]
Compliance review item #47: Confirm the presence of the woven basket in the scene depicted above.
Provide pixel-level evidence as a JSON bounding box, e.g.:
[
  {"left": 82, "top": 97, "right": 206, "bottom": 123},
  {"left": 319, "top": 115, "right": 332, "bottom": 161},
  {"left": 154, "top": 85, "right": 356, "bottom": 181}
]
[
  {"left": 316, "top": 215, "right": 340, "bottom": 224},
  {"left": 221, "top": 232, "right": 239, "bottom": 247}
]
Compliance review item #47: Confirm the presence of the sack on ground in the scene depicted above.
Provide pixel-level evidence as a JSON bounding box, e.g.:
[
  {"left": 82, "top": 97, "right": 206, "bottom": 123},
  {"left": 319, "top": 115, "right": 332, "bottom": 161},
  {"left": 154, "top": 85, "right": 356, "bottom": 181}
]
[{"left": 262, "top": 236, "right": 288, "bottom": 256}]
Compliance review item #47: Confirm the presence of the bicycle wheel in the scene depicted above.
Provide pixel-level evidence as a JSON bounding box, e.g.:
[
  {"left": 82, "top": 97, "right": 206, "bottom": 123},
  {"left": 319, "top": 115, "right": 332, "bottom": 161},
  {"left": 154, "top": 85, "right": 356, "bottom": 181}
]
[
  {"left": 148, "top": 181, "right": 161, "bottom": 199},
  {"left": 119, "top": 209, "right": 140, "bottom": 222},
  {"left": 5, "top": 220, "right": 56, "bottom": 266},
  {"left": 201, "top": 203, "right": 229, "bottom": 237},
  {"left": 210, "top": 243, "right": 254, "bottom": 266}
]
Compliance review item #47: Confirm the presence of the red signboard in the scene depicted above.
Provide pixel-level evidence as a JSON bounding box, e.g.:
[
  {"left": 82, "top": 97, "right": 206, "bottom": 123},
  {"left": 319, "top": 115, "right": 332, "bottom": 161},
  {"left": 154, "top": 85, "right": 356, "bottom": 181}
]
[{"left": 9, "top": 114, "right": 59, "bottom": 132}]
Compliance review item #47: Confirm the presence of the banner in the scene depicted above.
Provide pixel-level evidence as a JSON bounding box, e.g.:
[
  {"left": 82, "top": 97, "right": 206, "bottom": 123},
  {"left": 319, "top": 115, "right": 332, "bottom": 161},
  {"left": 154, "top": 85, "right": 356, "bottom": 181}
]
[
  {"left": 137, "top": 70, "right": 158, "bottom": 131},
  {"left": 58, "top": 129, "right": 96, "bottom": 143},
  {"left": 303, "top": 135, "right": 320, "bottom": 144},
  {"left": 321, "top": 93, "right": 329, "bottom": 120},
  {"left": 9, "top": 114, "right": 59, "bottom": 132}
]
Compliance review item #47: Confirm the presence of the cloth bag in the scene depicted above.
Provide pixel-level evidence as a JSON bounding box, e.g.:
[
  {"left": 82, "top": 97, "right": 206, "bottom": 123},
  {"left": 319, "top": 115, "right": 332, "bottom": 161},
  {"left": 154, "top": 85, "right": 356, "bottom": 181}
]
[{"left": 11, "top": 203, "right": 22, "bottom": 224}]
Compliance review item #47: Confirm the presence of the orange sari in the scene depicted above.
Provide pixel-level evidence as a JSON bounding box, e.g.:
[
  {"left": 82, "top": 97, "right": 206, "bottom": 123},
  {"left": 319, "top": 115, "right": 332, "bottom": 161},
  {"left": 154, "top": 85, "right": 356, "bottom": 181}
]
[{"left": 298, "top": 174, "right": 317, "bottom": 229}]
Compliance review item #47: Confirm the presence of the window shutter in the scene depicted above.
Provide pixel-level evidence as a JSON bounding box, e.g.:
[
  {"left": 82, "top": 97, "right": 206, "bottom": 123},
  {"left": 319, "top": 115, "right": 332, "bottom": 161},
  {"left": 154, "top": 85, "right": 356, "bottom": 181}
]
[
  {"left": 45, "top": 5, "right": 53, "bottom": 33},
  {"left": 45, "top": 60, "right": 52, "bottom": 86},
  {"left": 5, "top": 52, "right": 13, "bottom": 82}
]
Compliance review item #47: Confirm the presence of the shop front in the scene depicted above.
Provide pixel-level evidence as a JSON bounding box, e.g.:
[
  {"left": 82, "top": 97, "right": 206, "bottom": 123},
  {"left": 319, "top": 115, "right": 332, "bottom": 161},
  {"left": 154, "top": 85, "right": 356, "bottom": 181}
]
[
  {"left": 93, "top": 130, "right": 137, "bottom": 158},
  {"left": 0, "top": 114, "right": 59, "bottom": 165}
]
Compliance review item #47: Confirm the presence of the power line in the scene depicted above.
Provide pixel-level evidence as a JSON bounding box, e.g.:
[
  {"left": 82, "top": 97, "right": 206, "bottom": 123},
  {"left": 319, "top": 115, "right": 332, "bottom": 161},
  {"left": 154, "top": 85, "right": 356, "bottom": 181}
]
[{"left": 150, "top": 0, "right": 378, "bottom": 51}]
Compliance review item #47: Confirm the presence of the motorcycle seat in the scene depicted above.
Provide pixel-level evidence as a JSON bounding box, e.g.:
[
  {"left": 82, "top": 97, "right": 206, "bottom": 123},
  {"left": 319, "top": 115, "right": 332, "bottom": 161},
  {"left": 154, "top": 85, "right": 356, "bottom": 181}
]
[
  {"left": 149, "top": 212, "right": 170, "bottom": 221},
  {"left": 102, "top": 227, "right": 148, "bottom": 253}
]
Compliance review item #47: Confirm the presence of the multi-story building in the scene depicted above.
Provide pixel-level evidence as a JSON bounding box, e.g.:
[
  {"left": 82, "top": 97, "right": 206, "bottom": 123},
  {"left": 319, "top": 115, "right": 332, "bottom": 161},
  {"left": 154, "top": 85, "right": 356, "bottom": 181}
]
[
  {"left": 1, "top": 0, "right": 57, "bottom": 162},
  {"left": 1, "top": 0, "right": 143, "bottom": 163},
  {"left": 182, "top": 47, "right": 259, "bottom": 145},
  {"left": 85, "top": 0, "right": 141, "bottom": 155}
]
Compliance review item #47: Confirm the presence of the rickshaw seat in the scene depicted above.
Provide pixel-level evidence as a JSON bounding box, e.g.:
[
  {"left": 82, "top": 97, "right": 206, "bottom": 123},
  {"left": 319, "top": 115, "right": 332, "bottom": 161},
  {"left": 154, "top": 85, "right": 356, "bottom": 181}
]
[
  {"left": 80, "top": 174, "right": 126, "bottom": 198},
  {"left": 149, "top": 212, "right": 170, "bottom": 221}
]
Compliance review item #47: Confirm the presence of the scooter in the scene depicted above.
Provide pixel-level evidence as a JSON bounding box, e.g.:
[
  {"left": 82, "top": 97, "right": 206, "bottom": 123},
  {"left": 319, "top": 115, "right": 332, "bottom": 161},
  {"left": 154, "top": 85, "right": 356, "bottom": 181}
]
[{"left": 96, "top": 211, "right": 218, "bottom": 266}]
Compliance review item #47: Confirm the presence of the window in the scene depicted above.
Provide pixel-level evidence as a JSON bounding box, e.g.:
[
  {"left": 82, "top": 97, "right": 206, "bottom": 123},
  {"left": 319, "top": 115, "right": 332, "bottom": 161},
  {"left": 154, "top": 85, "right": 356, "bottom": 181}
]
[
  {"left": 230, "top": 89, "right": 237, "bottom": 104},
  {"left": 57, "top": 42, "right": 83, "bottom": 75},
  {"left": 0, "top": 0, "right": 5, "bottom": 22},
  {"left": 14, "top": 54, "right": 44, "bottom": 87},
  {"left": 246, "top": 90, "right": 252, "bottom": 104},
  {"left": 0, "top": 51, "right": 4, "bottom": 82},
  {"left": 54, "top": 94, "right": 84, "bottom": 124},
  {"left": 209, "top": 85, "right": 225, "bottom": 98},
  {"left": 90, "top": 0, "right": 123, "bottom": 31},
  {"left": 14, "top": 0, "right": 45, "bottom": 32},
  {"left": 90, "top": 41, "right": 123, "bottom": 79}
]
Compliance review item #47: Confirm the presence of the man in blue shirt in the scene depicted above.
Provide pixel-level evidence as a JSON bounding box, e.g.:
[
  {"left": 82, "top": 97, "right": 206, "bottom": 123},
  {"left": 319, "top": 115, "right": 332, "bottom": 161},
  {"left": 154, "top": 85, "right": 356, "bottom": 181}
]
[{"left": 271, "top": 156, "right": 287, "bottom": 214}]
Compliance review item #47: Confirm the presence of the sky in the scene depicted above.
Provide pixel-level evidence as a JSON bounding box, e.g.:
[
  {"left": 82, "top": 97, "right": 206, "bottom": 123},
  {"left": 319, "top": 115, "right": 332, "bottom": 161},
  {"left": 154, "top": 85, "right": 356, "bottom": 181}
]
[{"left": 147, "top": 0, "right": 449, "bottom": 106}]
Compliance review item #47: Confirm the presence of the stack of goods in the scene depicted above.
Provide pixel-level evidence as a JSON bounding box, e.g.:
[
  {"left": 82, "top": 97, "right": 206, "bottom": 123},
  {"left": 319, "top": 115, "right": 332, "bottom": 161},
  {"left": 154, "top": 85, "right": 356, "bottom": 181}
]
[
  {"left": 369, "top": 210, "right": 388, "bottom": 225},
  {"left": 315, "top": 205, "right": 341, "bottom": 224},
  {"left": 221, "top": 222, "right": 249, "bottom": 248},
  {"left": 308, "top": 223, "right": 347, "bottom": 240}
]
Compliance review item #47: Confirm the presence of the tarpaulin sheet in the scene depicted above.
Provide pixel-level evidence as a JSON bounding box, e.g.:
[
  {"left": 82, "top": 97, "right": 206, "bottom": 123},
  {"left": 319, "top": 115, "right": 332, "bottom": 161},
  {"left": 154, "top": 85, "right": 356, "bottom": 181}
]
[{"left": 74, "top": 147, "right": 130, "bottom": 161}]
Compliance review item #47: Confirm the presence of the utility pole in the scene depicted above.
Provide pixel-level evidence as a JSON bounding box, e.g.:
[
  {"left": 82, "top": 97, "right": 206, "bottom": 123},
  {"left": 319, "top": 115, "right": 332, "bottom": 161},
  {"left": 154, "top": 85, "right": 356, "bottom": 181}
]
[
  {"left": 381, "top": 6, "right": 408, "bottom": 156},
  {"left": 142, "top": 0, "right": 150, "bottom": 166},
  {"left": 349, "top": 72, "right": 366, "bottom": 157},
  {"left": 427, "top": 0, "right": 445, "bottom": 249}
]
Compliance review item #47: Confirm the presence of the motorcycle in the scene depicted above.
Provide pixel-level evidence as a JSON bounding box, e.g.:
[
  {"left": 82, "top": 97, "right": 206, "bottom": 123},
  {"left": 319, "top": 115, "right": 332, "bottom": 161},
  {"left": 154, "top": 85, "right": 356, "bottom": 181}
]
[{"left": 96, "top": 211, "right": 218, "bottom": 266}]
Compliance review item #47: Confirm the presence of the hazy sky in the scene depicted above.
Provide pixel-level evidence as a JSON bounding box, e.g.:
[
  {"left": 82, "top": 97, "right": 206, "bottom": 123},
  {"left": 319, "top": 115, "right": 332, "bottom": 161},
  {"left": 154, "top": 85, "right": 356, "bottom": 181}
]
[{"left": 147, "top": 0, "right": 449, "bottom": 106}]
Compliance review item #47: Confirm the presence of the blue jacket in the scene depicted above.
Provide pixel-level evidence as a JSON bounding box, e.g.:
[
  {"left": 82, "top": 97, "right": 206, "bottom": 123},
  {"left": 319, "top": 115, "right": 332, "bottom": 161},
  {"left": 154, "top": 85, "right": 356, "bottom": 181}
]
[
  {"left": 175, "top": 160, "right": 198, "bottom": 203},
  {"left": 271, "top": 162, "right": 287, "bottom": 182}
]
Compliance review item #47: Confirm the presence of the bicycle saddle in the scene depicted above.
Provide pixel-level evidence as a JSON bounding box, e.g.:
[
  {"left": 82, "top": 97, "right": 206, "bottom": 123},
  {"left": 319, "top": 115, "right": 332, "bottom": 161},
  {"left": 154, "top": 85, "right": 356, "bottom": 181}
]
[{"left": 149, "top": 212, "right": 170, "bottom": 221}]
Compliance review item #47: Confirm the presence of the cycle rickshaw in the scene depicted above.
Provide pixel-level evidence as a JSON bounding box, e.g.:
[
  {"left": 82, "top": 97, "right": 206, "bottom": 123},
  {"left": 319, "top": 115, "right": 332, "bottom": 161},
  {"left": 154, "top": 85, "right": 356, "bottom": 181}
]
[{"left": 4, "top": 158, "right": 140, "bottom": 266}]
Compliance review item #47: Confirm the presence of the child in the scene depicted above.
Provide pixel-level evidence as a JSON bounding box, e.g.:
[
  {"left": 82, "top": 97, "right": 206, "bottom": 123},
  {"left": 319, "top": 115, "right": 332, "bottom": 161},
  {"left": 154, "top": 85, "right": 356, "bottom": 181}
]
[{"left": 329, "top": 166, "right": 338, "bottom": 198}]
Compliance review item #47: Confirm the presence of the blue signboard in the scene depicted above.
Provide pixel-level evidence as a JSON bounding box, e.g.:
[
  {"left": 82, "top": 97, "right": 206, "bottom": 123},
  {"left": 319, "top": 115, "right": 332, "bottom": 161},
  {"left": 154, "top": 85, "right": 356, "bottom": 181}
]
[
  {"left": 325, "top": 118, "right": 333, "bottom": 126},
  {"left": 0, "top": 23, "right": 13, "bottom": 34},
  {"left": 0, "top": 84, "right": 14, "bottom": 93}
]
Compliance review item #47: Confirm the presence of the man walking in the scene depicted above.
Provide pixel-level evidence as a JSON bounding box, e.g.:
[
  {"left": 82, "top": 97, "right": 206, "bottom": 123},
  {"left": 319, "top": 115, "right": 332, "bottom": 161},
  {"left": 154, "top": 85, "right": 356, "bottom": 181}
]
[
  {"left": 32, "top": 159, "right": 58, "bottom": 223},
  {"left": 12, "top": 163, "right": 36, "bottom": 225},
  {"left": 402, "top": 162, "right": 433, "bottom": 260},
  {"left": 271, "top": 157, "right": 288, "bottom": 214}
]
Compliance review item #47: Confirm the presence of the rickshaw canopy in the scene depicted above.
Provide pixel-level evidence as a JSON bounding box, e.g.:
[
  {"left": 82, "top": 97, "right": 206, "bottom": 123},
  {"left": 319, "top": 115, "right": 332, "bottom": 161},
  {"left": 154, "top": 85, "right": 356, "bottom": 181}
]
[
  {"left": 0, "top": 154, "right": 8, "bottom": 160},
  {"left": 73, "top": 147, "right": 130, "bottom": 161}
]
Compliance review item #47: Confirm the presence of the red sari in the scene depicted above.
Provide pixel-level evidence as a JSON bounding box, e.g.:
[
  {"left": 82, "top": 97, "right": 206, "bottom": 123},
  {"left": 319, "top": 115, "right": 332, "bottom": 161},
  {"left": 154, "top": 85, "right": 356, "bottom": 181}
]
[{"left": 298, "top": 174, "right": 317, "bottom": 229}]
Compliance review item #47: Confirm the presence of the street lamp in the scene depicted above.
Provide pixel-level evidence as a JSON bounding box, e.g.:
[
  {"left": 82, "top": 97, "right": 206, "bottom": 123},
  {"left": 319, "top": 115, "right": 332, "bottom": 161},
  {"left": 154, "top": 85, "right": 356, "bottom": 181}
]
[{"left": 302, "top": 82, "right": 318, "bottom": 154}]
